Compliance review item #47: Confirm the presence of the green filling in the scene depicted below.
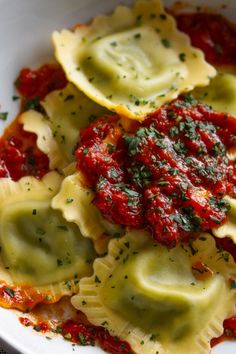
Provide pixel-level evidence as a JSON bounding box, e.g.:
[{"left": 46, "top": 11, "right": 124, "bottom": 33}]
[
  {"left": 0, "top": 200, "right": 96, "bottom": 285},
  {"left": 80, "top": 26, "right": 184, "bottom": 101},
  {"left": 102, "top": 243, "right": 222, "bottom": 342},
  {"left": 193, "top": 72, "right": 236, "bottom": 116}
]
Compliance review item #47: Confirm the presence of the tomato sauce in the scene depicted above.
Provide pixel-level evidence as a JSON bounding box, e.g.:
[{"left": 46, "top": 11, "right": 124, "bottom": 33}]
[
  {"left": 19, "top": 317, "right": 50, "bottom": 333},
  {"left": 175, "top": 13, "right": 236, "bottom": 68},
  {"left": 215, "top": 237, "right": 236, "bottom": 263},
  {"left": 211, "top": 316, "right": 236, "bottom": 346},
  {"left": 0, "top": 64, "right": 67, "bottom": 180},
  {"left": 0, "top": 121, "right": 49, "bottom": 180},
  {"left": 61, "top": 320, "right": 134, "bottom": 353},
  {"left": 16, "top": 63, "right": 67, "bottom": 110},
  {"left": 76, "top": 95, "right": 236, "bottom": 247},
  {"left": 0, "top": 282, "right": 59, "bottom": 312},
  {"left": 19, "top": 308, "right": 134, "bottom": 354}
]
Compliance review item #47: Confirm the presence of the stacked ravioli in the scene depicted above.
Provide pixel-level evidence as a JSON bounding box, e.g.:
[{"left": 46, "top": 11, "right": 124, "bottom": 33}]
[{"left": 3, "top": 0, "right": 236, "bottom": 353}]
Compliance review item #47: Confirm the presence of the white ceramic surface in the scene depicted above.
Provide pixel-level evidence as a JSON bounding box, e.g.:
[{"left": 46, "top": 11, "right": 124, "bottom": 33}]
[{"left": 0, "top": 0, "right": 235, "bottom": 353}]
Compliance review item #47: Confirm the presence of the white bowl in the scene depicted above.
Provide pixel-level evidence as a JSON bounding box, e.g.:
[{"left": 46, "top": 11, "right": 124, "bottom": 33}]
[{"left": 0, "top": 0, "right": 235, "bottom": 353}]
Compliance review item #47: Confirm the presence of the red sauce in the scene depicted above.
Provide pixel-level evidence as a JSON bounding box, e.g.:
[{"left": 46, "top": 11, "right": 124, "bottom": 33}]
[
  {"left": 0, "top": 121, "right": 49, "bottom": 180},
  {"left": 16, "top": 63, "right": 67, "bottom": 111},
  {"left": 19, "top": 317, "right": 50, "bottom": 332},
  {"left": 19, "top": 317, "right": 34, "bottom": 327},
  {"left": 175, "top": 13, "right": 236, "bottom": 68},
  {"left": 211, "top": 316, "right": 236, "bottom": 346},
  {"left": 0, "top": 64, "right": 67, "bottom": 180},
  {"left": 0, "top": 282, "right": 59, "bottom": 312},
  {"left": 76, "top": 95, "right": 236, "bottom": 247},
  {"left": 215, "top": 237, "right": 236, "bottom": 263},
  {"left": 19, "top": 310, "right": 134, "bottom": 354},
  {"left": 61, "top": 320, "right": 134, "bottom": 353}
]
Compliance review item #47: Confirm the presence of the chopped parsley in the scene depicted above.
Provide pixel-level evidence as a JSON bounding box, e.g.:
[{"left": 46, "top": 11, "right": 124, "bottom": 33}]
[
  {"left": 0, "top": 112, "right": 8, "bottom": 121},
  {"left": 24, "top": 96, "right": 41, "bottom": 111},
  {"left": 66, "top": 198, "right": 74, "bottom": 204},
  {"left": 57, "top": 259, "right": 63, "bottom": 266},
  {"left": 64, "top": 333, "right": 72, "bottom": 340},
  {"left": 210, "top": 216, "right": 221, "bottom": 225},
  {"left": 64, "top": 94, "right": 74, "bottom": 102},
  {"left": 161, "top": 38, "right": 171, "bottom": 48},
  {"left": 159, "top": 13, "right": 167, "bottom": 20},
  {"left": 57, "top": 225, "right": 68, "bottom": 231},
  {"left": 33, "top": 325, "right": 41, "bottom": 332},
  {"left": 12, "top": 95, "right": 20, "bottom": 101},
  {"left": 36, "top": 227, "right": 46, "bottom": 235},
  {"left": 83, "top": 147, "right": 89, "bottom": 155},
  {"left": 179, "top": 53, "right": 186, "bottom": 62},
  {"left": 95, "top": 275, "right": 101, "bottom": 283},
  {"left": 231, "top": 280, "right": 236, "bottom": 289},
  {"left": 134, "top": 33, "right": 141, "bottom": 39},
  {"left": 78, "top": 333, "right": 88, "bottom": 346},
  {"left": 211, "top": 142, "right": 225, "bottom": 156},
  {"left": 4, "top": 287, "right": 15, "bottom": 297},
  {"left": 173, "top": 140, "right": 188, "bottom": 154}
]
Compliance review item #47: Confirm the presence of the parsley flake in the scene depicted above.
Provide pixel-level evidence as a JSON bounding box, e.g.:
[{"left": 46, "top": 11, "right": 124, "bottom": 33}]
[
  {"left": 161, "top": 38, "right": 171, "bottom": 48},
  {"left": 0, "top": 112, "right": 8, "bottom": 121},
  {"left": 4, "top": 287, "right": 15, "bottom": 297}
]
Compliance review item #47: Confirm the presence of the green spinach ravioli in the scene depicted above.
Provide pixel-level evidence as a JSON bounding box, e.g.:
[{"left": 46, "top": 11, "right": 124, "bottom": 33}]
[
  {"left": 52, "top": 172, "right": 124, "bottom": 255},
  {"left": 52, "top": 0, "right": 216, "bottom": 119},
  {"left": 0, "top": 172, "right": 96, "bottom": 299},
  {"left": 20, "top": 83, "right": 109, "bottom": 171},
  {"left": 72, "top": 230, "right": 236, "bottom": 354}
]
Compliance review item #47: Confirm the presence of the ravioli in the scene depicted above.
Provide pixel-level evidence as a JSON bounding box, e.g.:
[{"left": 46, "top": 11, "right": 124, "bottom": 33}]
[
  {"left": 20, "top": 83, "right": 109, "bottom": 171},
  {"left": 52, "top": 0, "right": 216, "bottom": 120},
  {"left": 192, "top": 72, "right": 236, "bottom": 161},
  {"left": 52, "top": 172, "right": 124, "bottom": 254},
  {"left": 0, "top": 172, "right": 96, "bottom": 300},
  {"left": 20, "top": 110, "right": 66, "bottom": 171},
  {"left": 213, "top": 197, "right": 236, "bottom": 243},
  {"left": 193, "top": 72, "right": 236, "bottom": 117},
  {"left": 72, "top": 230, "right": 236, "bottom": 354}
]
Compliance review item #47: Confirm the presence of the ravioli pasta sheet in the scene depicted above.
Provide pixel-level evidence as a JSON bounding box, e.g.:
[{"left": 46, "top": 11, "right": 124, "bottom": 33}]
[
  {"left": 193, "top": 72, "right": 236, "bottom": 161},
  {"left": 20, "top": 110, "right": 66, "bottom": 171},
  {"left": 20, "top": 83, "right": 109, "bottom": 171},
  {"left": 0, "top": 172, "right": 96, "bottom": 301},
  {"left": 193, "top": 72, "right": 236, "bottom": 117},
  {"left": 72, "top": 231, "right": 236, "bottom": 354},
  {"left": 213, "top": 197, "right": 236, "bottom": 243},
  {"left": 52, "top": 172, "right": 124, "bottom": 254},
  {"left": 53, "top": 0, "right": 216, "bottom": 119}
]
